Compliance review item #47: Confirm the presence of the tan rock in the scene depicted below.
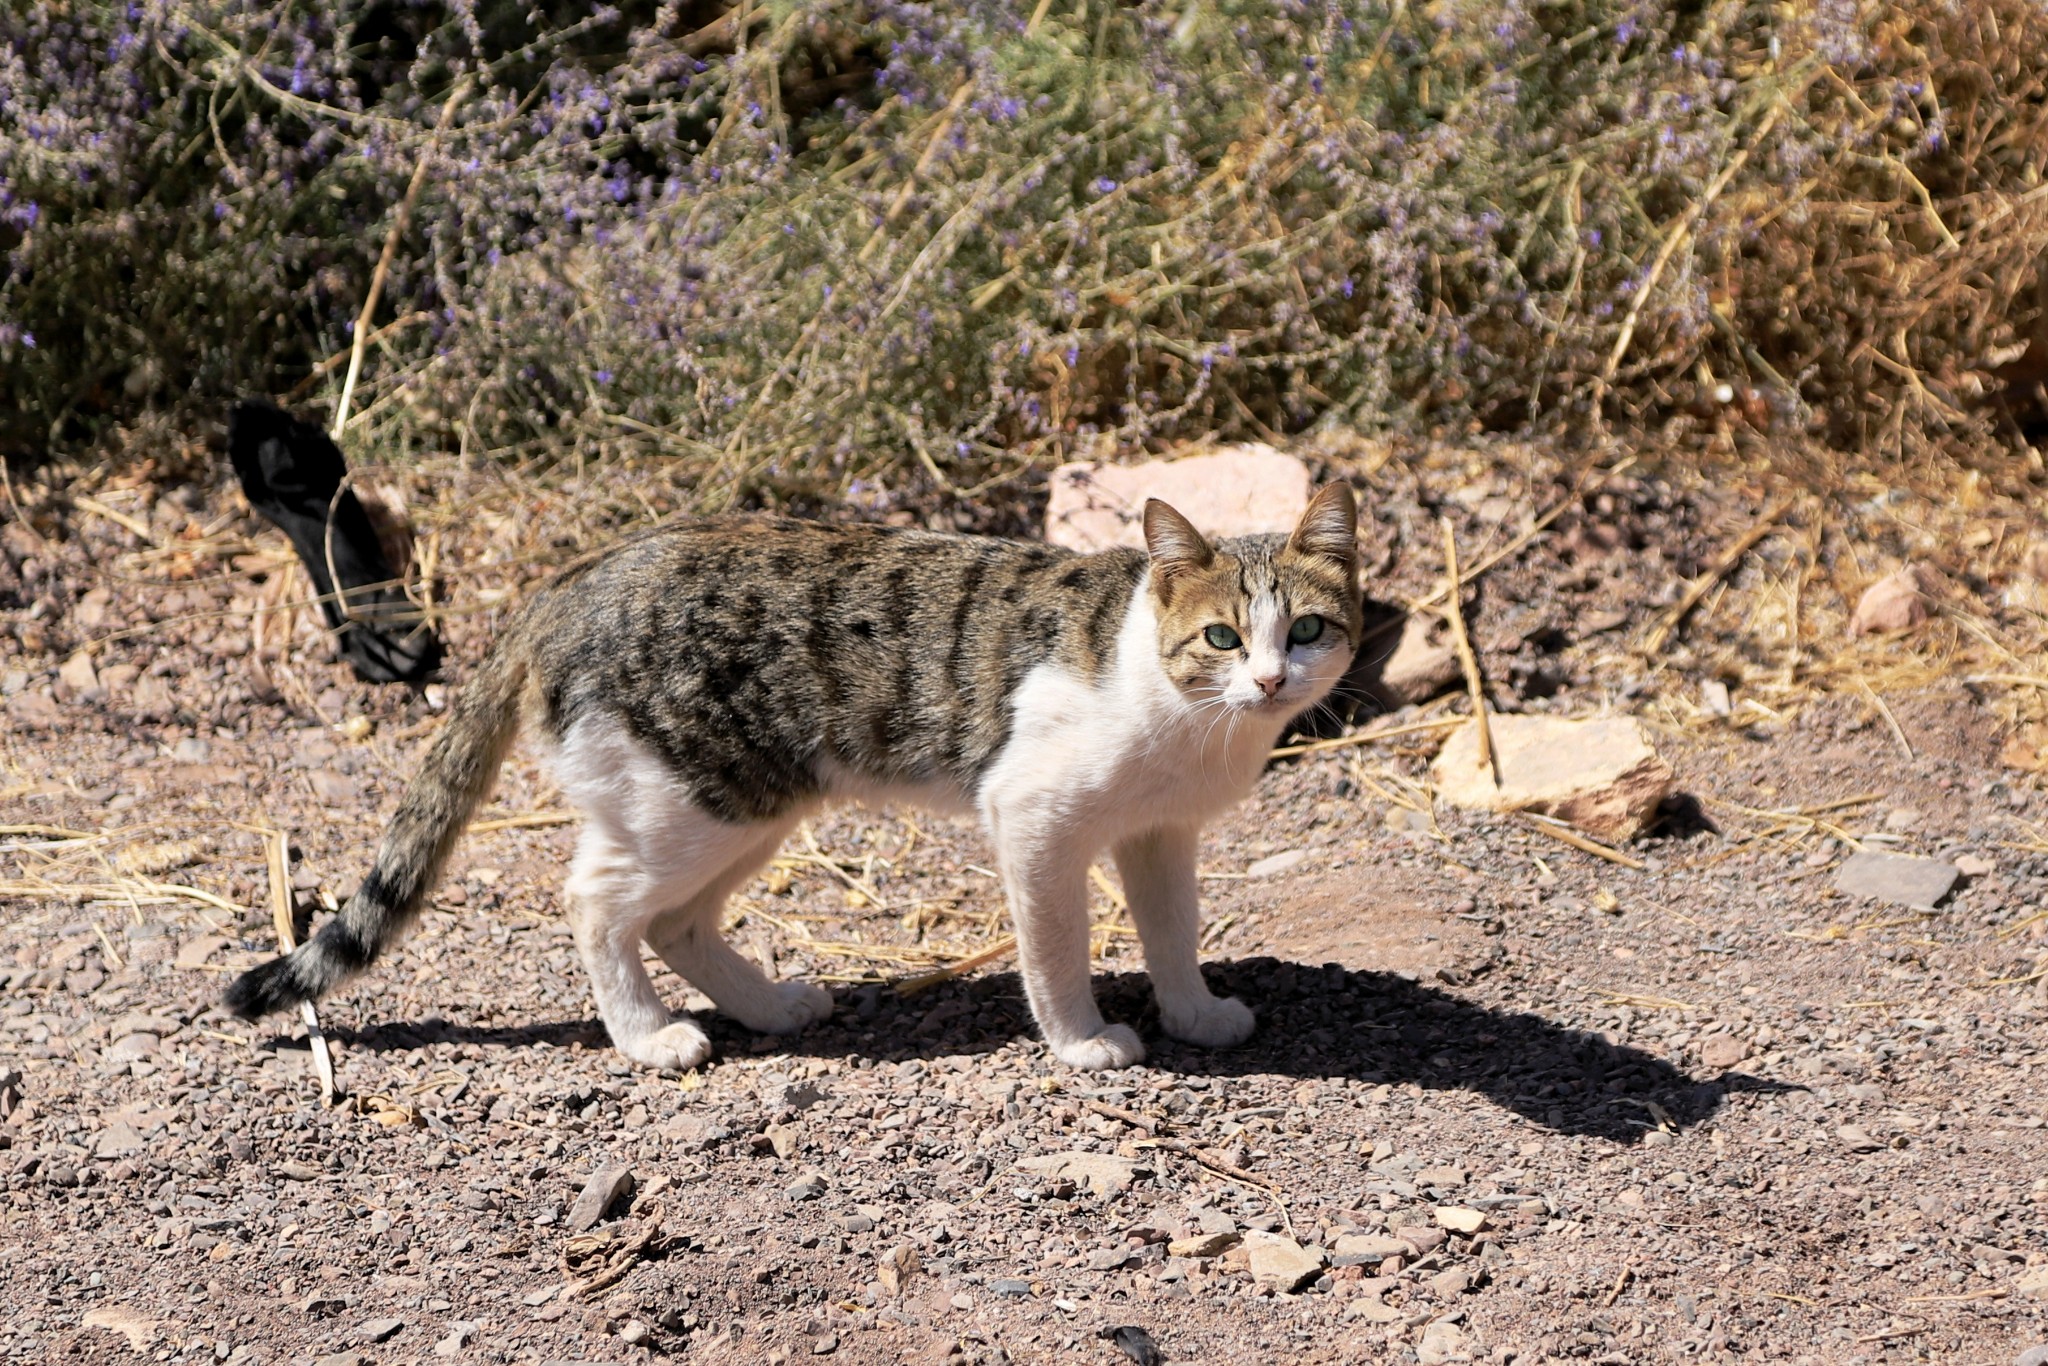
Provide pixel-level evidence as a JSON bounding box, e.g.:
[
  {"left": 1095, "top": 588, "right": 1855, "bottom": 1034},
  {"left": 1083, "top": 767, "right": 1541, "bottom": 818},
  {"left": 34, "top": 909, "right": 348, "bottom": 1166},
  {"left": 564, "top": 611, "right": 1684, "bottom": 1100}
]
[
  {"left": 1699, "top": 1034, "right": 1747, "bottom": 1071},
  {"left": 59, "top": 651, "right": 99, "bottom": 695},
  {"left": 1433, "top": 1206, "right": 1487, "bottom": 1234},
  {"left": 1355, "top": 614, "right": 1461, "bottom": 708},
  {"left": 1332, "top": 1233, "right": 1410, "bottom": 1261},
  {"left": 1430, "top": 714, "right": 1673, "bottom": 840},
  {"left": 1015, "top": 1151, "right": 1147, "bottom": 1197},
  {"left": 1167, "top": 1231, "right": 1240, "bottom": 1258},
  {"left": 1044, "top": 446, "right": 1313, "bottom": 553},
  {"left": 1849, "top": 563, "right": 1941, "bottom": 637},
  {"left": 1243, "top": 1230, "right": 1325, "bottom": 1293},
  {"left": 877, "top": 1243, "right": 919, "bottom": 1297},
  {"left": 2017, "top": 1265, "right": 2048, "bottom": 1299}
]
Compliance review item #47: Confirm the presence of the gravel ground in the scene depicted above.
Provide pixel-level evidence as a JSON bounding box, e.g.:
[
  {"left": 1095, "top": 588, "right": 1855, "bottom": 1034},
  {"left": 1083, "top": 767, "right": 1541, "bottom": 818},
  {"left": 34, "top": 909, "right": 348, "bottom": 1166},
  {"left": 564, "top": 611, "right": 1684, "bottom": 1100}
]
[{"left": 3, "top": 447, "right": 2046, "bottom": 1365}]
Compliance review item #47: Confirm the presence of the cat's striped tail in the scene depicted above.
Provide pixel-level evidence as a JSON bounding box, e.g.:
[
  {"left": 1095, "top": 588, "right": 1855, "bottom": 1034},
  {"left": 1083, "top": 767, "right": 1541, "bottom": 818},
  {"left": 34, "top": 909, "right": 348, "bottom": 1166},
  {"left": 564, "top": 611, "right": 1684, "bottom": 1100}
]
[{"left": 225, "top": 635, "right": 529, "bottom": 1020}]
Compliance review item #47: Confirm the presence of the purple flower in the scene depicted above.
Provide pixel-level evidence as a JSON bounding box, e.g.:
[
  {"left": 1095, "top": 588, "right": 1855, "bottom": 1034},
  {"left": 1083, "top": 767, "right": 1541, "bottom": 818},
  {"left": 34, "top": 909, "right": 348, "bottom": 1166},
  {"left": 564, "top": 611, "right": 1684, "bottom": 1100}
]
[
  {"left": 595, "top": 369, "right": 613, "bottom": 384},
  {"left": 1093, "top": 177, "right": 1117, "bottom": 194}
]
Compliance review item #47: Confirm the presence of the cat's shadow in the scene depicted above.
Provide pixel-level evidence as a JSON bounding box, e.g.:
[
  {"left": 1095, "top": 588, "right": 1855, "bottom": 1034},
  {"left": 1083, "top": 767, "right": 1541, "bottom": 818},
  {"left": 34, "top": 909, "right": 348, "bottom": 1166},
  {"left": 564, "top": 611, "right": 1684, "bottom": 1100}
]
[{"left": 326, "top": 957, "right": 1786, "bottom": 1144}]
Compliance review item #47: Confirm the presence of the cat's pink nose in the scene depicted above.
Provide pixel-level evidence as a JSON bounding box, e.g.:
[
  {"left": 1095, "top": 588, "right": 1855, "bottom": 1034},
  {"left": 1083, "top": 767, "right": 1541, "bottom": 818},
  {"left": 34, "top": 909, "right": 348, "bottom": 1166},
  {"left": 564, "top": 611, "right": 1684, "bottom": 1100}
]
[{"left": 1254, "top": 672, "right": 1284, "bottom": 697}]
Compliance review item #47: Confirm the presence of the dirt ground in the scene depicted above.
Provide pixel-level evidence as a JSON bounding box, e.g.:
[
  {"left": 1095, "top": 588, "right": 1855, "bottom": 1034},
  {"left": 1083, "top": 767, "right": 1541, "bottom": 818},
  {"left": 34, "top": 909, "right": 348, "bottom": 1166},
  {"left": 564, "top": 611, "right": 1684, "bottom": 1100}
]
[{"left": 3, "top": 439, "right": 2047, "bottom": 1365}]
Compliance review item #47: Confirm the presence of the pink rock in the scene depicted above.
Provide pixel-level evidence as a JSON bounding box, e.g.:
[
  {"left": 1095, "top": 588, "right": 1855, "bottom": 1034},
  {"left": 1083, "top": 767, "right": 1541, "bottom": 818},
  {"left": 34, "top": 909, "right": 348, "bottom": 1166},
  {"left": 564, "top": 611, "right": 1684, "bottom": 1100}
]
[
  {"left": 1044, "top": 446, "right": 1314, "bottom": 552},
  {"left": 1849, "top": 564, "right": 1941, "bottom": 638}
]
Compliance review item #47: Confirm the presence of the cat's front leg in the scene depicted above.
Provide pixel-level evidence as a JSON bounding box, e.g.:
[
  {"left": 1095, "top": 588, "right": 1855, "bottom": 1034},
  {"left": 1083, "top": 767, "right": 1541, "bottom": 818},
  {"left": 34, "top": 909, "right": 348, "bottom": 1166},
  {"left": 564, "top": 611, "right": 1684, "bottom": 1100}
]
[
  {"left": 1114, "top": 825, "right": 1255, "bottom": 1049},
  {"left": 996, "top": 826, "right": 1144, "bottom": 1070}
]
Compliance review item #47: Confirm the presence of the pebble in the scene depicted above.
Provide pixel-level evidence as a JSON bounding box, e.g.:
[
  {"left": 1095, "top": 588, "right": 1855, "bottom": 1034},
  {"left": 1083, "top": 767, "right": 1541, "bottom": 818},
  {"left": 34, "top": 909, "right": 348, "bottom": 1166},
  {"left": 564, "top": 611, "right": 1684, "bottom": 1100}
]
[
  {"left": 1433, "top": 1206, "right": 1487, "bottom": 1234},
  {"left": 1837, "top": 1124, "right": 1884, "bottom": 1153},
  {"left": 617, "top": 1319, "right": 650, "bottom": 1345},
  {"left": 811, "top": 1333, "right": 839, "bottom": 1355},
  {"left": 1430, "top": 1266, "right": 1474, "bottom": 1298},
  {"left": 786, "top": 1171, "right": 827, "bottom": 1201},
  {"left": 2015, "top": 1346, "right": 2048, "bottom": 1366},
  {"left": 1243, "top": 1230, "right": 1324, "bottom": 1293},
  {"left": 1699, "top": 1035, "right": 1747, "bottom": 1070},
  {"left": 1956, "top": 853, "right": 1995, "bottom": 877},
  {"left": 1167, "top": 1232, "right": 1239, "bottom": 1258},
  {"left": 1416, "top": 1321, "right": 1472, "bottom": 1366},
  {"left": 566, "top": 1165, "right": 635, "bottom": 1234},
  {"left": 355, "top": 1318, "right": 403, "bottom": 1344},
  {"left": 990, "top": 1279, "right": 1033, "bottom": 1299},
  {"left": 1833, "top": 850, "right": 1960, "bottom": 909},
  {"left": 1246, "top": 849, "right": 1308, "bottom": 878},
  {"left": 1014, "top": 1151, "right": 1146, "bottom": 1197},
  {"left": 1331, "top": 1233, "right": 1409, "bottom": 1263}
]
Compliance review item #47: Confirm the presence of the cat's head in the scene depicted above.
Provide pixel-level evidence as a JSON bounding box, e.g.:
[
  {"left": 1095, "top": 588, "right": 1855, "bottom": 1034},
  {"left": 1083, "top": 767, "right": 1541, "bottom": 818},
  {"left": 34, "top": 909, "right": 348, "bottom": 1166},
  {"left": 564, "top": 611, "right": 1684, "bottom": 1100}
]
[{"left": 1142, "top": 483, "right": 1363, "bottom": 717}]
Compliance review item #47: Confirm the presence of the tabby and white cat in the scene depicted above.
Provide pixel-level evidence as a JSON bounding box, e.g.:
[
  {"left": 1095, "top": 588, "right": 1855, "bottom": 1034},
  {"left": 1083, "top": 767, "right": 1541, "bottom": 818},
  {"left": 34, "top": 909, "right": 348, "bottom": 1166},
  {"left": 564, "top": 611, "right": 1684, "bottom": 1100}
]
[{"left": 228, "top": 485, "right": 1363, "bottom": 1071}]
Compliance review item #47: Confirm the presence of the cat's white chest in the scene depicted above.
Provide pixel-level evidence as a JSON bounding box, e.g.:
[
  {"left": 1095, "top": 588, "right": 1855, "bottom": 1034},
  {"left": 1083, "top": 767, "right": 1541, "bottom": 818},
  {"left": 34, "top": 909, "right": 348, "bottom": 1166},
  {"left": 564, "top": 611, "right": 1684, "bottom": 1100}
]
[{"left": 976, "top": 592, "right": 1283, "bottom": 842}]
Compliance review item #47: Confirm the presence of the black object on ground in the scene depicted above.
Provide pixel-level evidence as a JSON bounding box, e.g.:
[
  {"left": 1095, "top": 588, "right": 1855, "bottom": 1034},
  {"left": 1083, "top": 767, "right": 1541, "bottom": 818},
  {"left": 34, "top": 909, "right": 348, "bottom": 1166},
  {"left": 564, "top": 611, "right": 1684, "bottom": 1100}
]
[
  {"left": 226, "top": 401, "right": 440, "bottom": 684},
  {"left": 1099, "top": 1325, "right": 1165, "bottom": 1366}
]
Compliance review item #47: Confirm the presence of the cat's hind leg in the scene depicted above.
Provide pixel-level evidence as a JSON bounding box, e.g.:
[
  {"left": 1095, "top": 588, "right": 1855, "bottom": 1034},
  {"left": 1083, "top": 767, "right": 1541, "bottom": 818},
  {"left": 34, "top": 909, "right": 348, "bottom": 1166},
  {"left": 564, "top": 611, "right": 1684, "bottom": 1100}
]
[
  {"left": 553, "top": 714, "right": 783, "bottom": 1071},
  {"left": 645, "top": 824, "right": 833, "bottom": 1037},
  {"left": 1114, "top": 825, "right": 1254, "bottom": 1049},
  {"left": 563, "top": 822, "right": 716, "bottom": 1071}
]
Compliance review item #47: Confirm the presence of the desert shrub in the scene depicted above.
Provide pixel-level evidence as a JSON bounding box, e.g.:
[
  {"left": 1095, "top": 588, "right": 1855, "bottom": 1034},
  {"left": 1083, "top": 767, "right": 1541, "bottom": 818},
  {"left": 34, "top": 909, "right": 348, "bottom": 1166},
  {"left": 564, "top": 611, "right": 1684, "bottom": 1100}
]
[{"left": 3, "top": 1, "right": 2046, "bottom": 498}]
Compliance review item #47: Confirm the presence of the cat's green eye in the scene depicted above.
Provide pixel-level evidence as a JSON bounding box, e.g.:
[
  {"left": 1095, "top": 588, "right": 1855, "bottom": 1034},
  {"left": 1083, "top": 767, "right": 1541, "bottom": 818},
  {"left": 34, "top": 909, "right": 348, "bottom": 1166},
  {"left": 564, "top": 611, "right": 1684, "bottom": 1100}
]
[
  {"left": 1203, "top": 623, "right": 1242, "bottom": 651},
  {"left": 1288, "top": 614, "right": 1325, "bottom": 646}
]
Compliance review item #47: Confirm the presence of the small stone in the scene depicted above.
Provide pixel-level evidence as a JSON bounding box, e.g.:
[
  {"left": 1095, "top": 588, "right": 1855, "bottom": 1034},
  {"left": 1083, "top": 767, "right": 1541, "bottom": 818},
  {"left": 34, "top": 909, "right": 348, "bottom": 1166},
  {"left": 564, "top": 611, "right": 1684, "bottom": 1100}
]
[
  {"left": 175, "top": 935, "right": 230, "bottom": 970},
  {"left": 276, "top": 1161, "right": 322, "bottom": 1182},
  {"left": 433, "top": 1323, "right": 478, "bottom": 1357},
  {"left": 105, "top": 1032, "right": 160, "bottom": 1064},
  {"left": 811, "top": 1334, "right": 839, "bottom": 1356},
  {"left": 1837, "top": 1124, "right": 1883, "bottom": 1153},
  {"left": 1430, "top": 714, "right": 1673, "bottom": 840},
  {"left": 1416, "top": 1320, "right": 1472, "bottom": 1365},
  {"left": 2015, "top": 1345, "right": 2048, "bottom": 1366},
  {"left": 1433, "top": 1206, "right": 1487, "bottom": 1234},
  {"left": 1242, "top": 1230, "right": 1325, "bottom": 1293},
  {"left": 1044, "top": 446, "right": 1314, "bottom": 554},
  {"left": 1014, "top": 1151, "right": 1147, "bottom": 1197},
  {"left": 307, "top": 769, "right": 359, "bottom": 805},
  {"left": 1699, "top": 1035, "right": 1747, "bottom": 1071},
  {"left": 617, "top": 1319, "right": 650, "bottom": 1345},
  {"left": 2015, "top": 1266, "right": 2048, "bottom": 1299},
  {"left": 1343, "top": 1296, "right": 1403, "bottom": 1323},
  {"left": 1246, "top": 849, "right": 1308, "bottom": 878},
  {"left": 1357, "top": 614, "right": 1460, "bottom": 708},
  {"left": 1955, "top": 853, "right": 1995, "bottom": 878},
  {"left": 785, "top": 1171, "right": 827, "bottom": 1201},
  {"left": 1849, "top": 564, "right": 1939, "bottom": 637},
  {"left": 355, "top": 1318, "right": 403, "bottom": 1345},
  {"left": 94, "top": 1122, "right": 147, "bottom": 1159},
  {"left": 1882, "top": 806, "right": 1922, "bottom": 832},
  {"left": 1088, "top": 1247, "right": 1135, "bottom": 1271},
  {"left": 1430, "top": 1266, "right": 1474, "bottom": 1298},
  {"left": 990, "top": 1279, "right": 1033, "bottom": 1298},
  {"left": 764, "top": 1123, "right": 801, "bottom": 1160},
  {"left": 566, "top": 1165, "right": 635, "bottom": 1234},
  {"left": 1416, "top": 1165, "right": 1466, "bottom": 1188},
  {"left": 1396, "top": 1225, "right": 1448, "bottom": 1256},
  {"left": 59, "top": 651, "right": 100, "bottom": 696},
  {"left": 759, "top": 1077, "right": 830, "bottom": 1114},
  {"left": 1167, "top": 1232, "right": 1239, "bottom": 1258},
  {"left": 1332, "top": 1234, "right": 1410, "bottom": 1263},
  {"left": 877, "top": 1244, "right": 920, "bottom": 1297},
  {"left": 1833, "top": 851, "right": 1960, "bottom": 910}
]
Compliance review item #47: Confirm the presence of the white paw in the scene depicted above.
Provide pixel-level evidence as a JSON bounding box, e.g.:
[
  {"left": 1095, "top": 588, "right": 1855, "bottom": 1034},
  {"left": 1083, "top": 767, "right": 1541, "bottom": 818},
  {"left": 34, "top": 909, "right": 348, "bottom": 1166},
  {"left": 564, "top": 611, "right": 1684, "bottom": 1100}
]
[
  {"left": 1161, "top": 994, "right": 1255, "bottom": 1049},
  {"left": 619, "top": 1019, "right": 713, "bottom": 1072},
  {"left": 733, "top": 979, "right": 834, "bottom": 1036},
  {"left": 1050, "top": 1022, "right": 1146, "bottom": 1071}
]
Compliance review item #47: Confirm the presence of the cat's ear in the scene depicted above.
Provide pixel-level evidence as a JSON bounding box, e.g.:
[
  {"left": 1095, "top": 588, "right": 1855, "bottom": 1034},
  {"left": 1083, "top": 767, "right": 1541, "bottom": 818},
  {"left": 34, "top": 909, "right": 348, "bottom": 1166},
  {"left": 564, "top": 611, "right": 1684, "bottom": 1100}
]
[
  {"left": 1142, "top": 499, "right": 1214, "bottom": 580},
  {"left": 1288, "top": 483, "right": 1358, "bottom": 566}
]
